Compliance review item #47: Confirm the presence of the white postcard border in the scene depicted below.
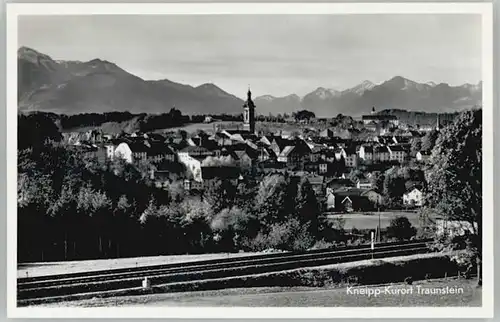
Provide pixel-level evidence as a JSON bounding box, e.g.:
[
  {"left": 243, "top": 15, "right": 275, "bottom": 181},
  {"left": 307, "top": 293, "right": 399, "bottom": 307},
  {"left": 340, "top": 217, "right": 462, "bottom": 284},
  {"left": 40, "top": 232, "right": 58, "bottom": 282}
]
[{"left": 6, "top": 2, "right": 494, "bottom": 319}]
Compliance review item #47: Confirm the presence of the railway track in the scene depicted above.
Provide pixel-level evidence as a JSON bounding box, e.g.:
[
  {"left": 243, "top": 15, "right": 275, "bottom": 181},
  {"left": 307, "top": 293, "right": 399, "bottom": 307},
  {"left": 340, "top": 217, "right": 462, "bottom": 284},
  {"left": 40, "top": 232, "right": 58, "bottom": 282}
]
[{"left": 17, "top": 239, "right": 432, "bottom": 306}]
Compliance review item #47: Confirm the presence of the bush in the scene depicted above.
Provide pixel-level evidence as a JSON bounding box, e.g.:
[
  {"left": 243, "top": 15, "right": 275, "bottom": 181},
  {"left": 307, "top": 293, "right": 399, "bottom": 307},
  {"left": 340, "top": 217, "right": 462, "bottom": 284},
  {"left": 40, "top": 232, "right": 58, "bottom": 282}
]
[
  {"left": 309, "top": 239, "right": 337, "bottom": 250},
  {"left": 243, "top": 219, "right": 315, "bottom": 252},
  {"left": 267, "top": 218, "right": 315, "bottom": 251},
  {"left": 386, "top": 216, "right": 417, "bottom": 240}
]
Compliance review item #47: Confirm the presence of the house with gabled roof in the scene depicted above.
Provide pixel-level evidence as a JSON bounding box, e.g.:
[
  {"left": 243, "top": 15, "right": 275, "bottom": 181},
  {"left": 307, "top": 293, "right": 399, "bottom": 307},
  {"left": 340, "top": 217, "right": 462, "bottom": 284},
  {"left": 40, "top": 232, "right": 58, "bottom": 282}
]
[
  {"left": 338, "top": 146, "right": 358, "bottom": 168},
  {"left": 260, "top": 135, "right": 277, "bottom": 146},
  {"left": 403, "top": 186, "right": 423, "bottom": 207},
  {"left": 178, "top": 145, "right": 214, "bottom": 160},
  {"left": 358, "top": 145, "right": 374, "bottom": 164},
  {"left": 374, "top": 145, "right": 391, "bottom": 162},
  {"left": 257, "top": 146, "right": 277, "bottom": 162},
  {"left": 277, "top": 145, "right": 296, "bottom": 163},
  {"left": 306, "top": 175, "right": 326, "bottom": 197},
  {"left": 212, "top": 131, "right": 233, "bottom": 146},
  {"left": 177, "top": 146, "right": 215, "bottom": 183},
  {"left": 388, "top": 144, "right": 408, "bottom": 163},
  {"left": 270, "top": 137, "right": 295, "bottom": 156},
  {"left": 356, "top": 178, "right": 373, "bottom": 189},
  {"left": 416, "top": 150, "right": 431, "bottom": 163},
  {"left": 392, "top": 135, "right": 411, "bottom": 145},
  {"left": 325, "top": 178, "right": 355, "bottom": 195},
  {"left": 146, "top": 142, "right": 177, "bottom": 163},
  {"left": 327, "top": 187, "right": 381, "bottom": 212}
]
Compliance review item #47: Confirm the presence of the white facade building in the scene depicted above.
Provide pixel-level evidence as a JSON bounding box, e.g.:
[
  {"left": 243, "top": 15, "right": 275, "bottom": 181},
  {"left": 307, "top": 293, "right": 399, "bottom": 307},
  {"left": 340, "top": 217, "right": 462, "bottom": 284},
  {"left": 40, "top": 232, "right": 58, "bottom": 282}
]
[
  {"left": 114, "top": 142, "right": 133, "bottom": 163},
  {"left": 403, "top": 187, "right": 423, "bottom": 207}
]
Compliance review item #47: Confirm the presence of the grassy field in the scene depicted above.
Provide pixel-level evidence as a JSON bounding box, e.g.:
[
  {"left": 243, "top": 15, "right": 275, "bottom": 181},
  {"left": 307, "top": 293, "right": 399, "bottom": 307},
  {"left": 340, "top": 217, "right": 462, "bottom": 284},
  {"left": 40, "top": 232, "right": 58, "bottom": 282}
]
[
  {"left": 35, "top": 277, "right": 480, "bottom": 307},
  {"left": 161, "top": 121, "right": 237, "bottom": 134},
  {"left": 328, "top": 211, "right": 436, "bottom": 230},
  {"left": 17, "top": 252, "right": 261, "bottom": 279},
  {"left": 163, "top": 121, "right": 313, "bottom": 135}
]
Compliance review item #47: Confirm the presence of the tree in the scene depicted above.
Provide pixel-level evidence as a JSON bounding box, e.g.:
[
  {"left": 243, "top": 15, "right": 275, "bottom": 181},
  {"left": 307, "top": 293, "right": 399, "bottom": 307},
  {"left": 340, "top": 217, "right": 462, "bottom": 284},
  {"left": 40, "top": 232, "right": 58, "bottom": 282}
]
[
  {"left": 203, "top": 178, "right": 236, "bottom": 215},
  {"left": 421, "top": 129, "right": 439, "bottom": 152},
  {"left": 180, "top": 197, "right": 214, "bottom": 252},
  {"left": 383, "top": 169, "right": 406, "bottom": 208},
  {"left": 210, "top": 206, "right": 256, "bottom": 251},
  {"left": 370, "top": 171, "right": 385, "bottom": 193},
  {"left": 426, "top": 109, "right": 482, "bottom": 285},
  {"left": 294, "top": 177, "right": 320, "bottom": 235},
  {"left": 18, "top": 113, "right": 62, "bottom": 149},
  {"left": 410, "top": 137, "right": 422, "bottom": 155},
  {"left": 293, "top": 110, "right": 316, "bottom": 122},
  {"left": 386, "top": 216, "right": 417, "bottom": 240},
  {"left": 113, "top": 195, "right": 132, "bottom": 257},
  {"left": 139, "top": 197, "right": 159, "bottom": 225},
  {"left": 254, "top": 174, "right": 289, "bottom": 225}
]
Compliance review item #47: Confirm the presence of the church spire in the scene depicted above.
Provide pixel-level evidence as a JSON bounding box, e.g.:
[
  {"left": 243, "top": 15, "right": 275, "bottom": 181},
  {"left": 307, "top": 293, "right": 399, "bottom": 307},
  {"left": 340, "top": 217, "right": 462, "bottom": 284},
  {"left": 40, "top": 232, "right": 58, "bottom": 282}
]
[
  {"left": 243, "top": 86, "right": 255, "bottom": 133},
  {"left": 436, "top": 113, "right": 440, "bottom": 131}
]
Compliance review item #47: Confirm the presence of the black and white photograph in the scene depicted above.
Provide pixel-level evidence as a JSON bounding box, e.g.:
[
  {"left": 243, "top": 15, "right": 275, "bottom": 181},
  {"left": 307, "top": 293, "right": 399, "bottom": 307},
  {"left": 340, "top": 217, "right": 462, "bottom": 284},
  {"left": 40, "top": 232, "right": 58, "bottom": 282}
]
[{"left": 6, "top": 2, "right": 494, "bottom": 319}]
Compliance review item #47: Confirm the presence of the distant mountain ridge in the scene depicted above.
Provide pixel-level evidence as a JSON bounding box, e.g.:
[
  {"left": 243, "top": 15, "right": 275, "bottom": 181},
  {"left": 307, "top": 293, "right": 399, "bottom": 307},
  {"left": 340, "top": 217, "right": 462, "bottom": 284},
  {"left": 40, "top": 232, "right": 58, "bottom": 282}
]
[
  {"left": 18, "top": 47, "right": 244, "bottom": 115},
  {"left": 18, "top": 47, "right": 482, "bottom": 117},
  {"left": 256, "top": 76, "right": 482, "bottom": 116}
]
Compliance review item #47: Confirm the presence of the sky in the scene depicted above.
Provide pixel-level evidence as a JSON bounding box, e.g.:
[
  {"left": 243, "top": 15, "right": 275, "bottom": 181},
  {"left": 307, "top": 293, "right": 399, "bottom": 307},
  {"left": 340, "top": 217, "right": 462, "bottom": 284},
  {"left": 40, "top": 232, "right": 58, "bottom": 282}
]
[{"left": 18, "top": 14, "right": 482, "bottom": 99}]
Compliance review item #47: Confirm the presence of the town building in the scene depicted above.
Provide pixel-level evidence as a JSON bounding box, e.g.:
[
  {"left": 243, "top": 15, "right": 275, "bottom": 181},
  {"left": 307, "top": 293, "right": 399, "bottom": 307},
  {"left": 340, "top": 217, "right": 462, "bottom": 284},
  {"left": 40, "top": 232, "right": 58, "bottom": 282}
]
[
  {"left": 327, "top": 187, "right": 379, "bottom": 212},
  {"left": 374, "top": 145, "right": 391, "bottom": 162},
  {"left": 388, "top": 145, "right": 408, "bottom": 163},
  {"left": 403, "top": 186, "right": 423, "bottom": 207},
  {"left": 358, "top": 145, "right": 374, "bottom": 164},
  {"left": 416, "top": 150, "right": 431, "bottom": 163},
  {"left": 339, "top": 147, "right": 358, "bottom": 168},
  {"left": 356, "top": 178, "right": 373, "bottom": 189},
  {"left": 361, "top": 107, "right": 399, "bottom": 126}
]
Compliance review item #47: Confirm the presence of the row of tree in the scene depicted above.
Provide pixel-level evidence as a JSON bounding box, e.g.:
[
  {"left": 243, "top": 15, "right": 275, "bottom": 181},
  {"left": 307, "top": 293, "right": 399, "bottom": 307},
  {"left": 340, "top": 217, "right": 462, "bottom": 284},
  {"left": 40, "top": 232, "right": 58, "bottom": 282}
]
[
  {"left": 21, "top": 110, "right": 246, "bottom": 136},
  {"left": 18, "top": 140, "right": 335, "bottom": 261}
]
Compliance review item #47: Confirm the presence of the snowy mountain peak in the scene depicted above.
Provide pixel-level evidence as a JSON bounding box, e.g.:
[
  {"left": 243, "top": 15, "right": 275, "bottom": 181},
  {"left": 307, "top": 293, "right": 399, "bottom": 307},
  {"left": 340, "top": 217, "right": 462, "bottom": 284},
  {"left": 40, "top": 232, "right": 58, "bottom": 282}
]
[
  {"left": 347, "top": 80, "right": 376, "bottom": 95},
  {"left": 362, "top": 80, "right": 374, "bottom": 86},
  {"left": 313, "top": 87, "right": 340, "bottom": 99},
  {"left": 462, "top": 82, "right": 482, "bottom": 93},
  {"left": 256, "top": 95, "right": 276, "bottom": 101}
]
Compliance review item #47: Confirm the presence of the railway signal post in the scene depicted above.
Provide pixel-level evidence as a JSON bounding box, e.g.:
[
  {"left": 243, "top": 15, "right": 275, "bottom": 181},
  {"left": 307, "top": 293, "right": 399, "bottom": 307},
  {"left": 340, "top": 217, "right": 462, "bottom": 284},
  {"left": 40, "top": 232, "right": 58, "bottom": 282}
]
[{"left": 371, "top": 231, "right": 375, "bottom": 259}]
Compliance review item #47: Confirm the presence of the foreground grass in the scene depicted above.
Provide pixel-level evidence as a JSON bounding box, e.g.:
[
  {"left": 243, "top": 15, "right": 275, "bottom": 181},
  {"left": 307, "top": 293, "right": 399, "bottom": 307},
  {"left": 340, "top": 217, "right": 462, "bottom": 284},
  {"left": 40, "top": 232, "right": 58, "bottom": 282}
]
[
  {"left": 328, "top": 211, "right": 441, "bottom": 230},
  {"left": 35, "top": 277, "right": 480, "bottom": 307},
  {"left": 22, "top": 252, "right": 466, "bottom": 307}
]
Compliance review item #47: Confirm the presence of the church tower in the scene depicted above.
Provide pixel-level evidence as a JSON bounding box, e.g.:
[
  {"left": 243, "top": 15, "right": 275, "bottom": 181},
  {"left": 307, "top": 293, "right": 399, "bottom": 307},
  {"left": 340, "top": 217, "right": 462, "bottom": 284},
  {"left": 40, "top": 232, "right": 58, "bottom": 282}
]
[
  {"left": 243, "top": 87, "right": 256, "bottom": 133},
  {"left": 436, "top": 114, "right": 440, "bottom": 131}
]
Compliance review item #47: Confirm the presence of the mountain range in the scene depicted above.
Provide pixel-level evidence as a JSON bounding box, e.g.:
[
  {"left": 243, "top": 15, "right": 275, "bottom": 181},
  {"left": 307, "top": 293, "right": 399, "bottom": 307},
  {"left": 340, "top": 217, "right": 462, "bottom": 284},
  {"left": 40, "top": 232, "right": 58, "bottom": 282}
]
[
  {"left": 18, "top": 47, "right": 482, "bottom": 117},
  {"left": 256, "top": 78, "right": 481, "bottom": 117}
]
